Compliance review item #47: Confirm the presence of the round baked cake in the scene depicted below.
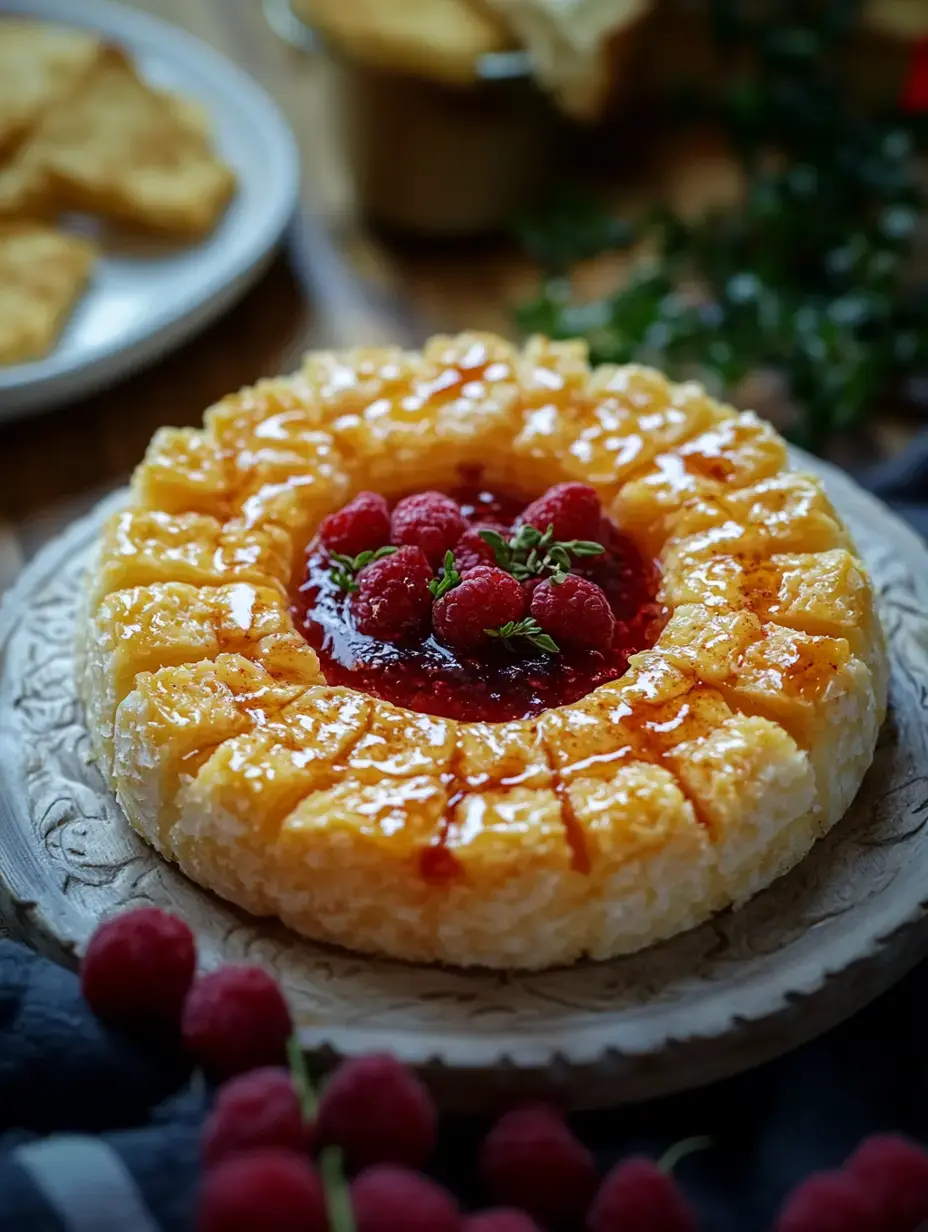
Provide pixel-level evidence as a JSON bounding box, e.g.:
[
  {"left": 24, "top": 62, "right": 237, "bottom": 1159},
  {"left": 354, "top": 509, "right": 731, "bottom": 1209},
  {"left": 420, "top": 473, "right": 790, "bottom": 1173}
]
[{"left": 76, "top": 333, "right": 887, "bottom": 970}]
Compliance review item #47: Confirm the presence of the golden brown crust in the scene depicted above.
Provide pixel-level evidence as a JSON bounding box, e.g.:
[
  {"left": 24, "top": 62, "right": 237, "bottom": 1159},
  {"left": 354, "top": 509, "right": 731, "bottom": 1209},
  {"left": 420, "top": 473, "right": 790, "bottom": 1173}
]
[{"left": 78, "top": 332, "right": 886, "bottom": 968}]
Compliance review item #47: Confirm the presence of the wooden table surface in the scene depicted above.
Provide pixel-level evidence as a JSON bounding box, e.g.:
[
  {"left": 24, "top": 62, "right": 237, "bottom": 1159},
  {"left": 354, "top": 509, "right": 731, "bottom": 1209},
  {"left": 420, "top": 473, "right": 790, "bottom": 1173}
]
[{"left": 0, "top": 0, "right": 535, "bottom": 591}]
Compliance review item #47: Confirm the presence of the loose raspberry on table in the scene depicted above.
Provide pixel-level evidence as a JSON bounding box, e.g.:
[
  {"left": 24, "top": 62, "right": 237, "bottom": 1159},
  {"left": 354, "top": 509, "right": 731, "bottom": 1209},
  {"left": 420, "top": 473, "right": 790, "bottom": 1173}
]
[
  {"left": 846, "top": 1133, "right": 928, "bottom": 1230},
  {"left": 588, "top": 1158, "right": 696, "bottom": 1232},
  {"left": 353, "top": 545, "right": 433, "bottom": 641},
  {"left": 774, "top": 1170, "right": 883, "bottom": 1232},
  {"left": 80, "top": 906, "right": 196, "bottom": 1029},
  {"left": 319, "top": 491, "right": 391, "bottom": 557},
  {"left": 197, "top": 1149, "right": 327, "bottom": 1232},
  {"left": 519, "top": 483, "right": 601, "bottom": 542},
  {"left": 530, "top": 575, "right": 616, "bottom": 651},
  {"left": 479, "top": 1104, "right": 597, "bottom": 1226},
  {"left": 352, "top": 1165, "right": 462, "bottom": 1232},
  {"left": 202, "top": 1068, "right": 312, "bottom": 1168},
  {"left": 391, "top": 492, "right": 466, "bottom": 567},
  {"left": 464, "top": 1211, "right": 541, "bottom": 1232},
  {"left": 182, "top": 965, "right": 293, "bottom": 1079},
  {"left": 316, "top": 1053, "right": 437, "bottom": 1171},
  {"left": 454, "top": 523, "right": 509, "bottom": 575},
  {"left": 433, "top": 565, "right": 525, "bottom": 651}
]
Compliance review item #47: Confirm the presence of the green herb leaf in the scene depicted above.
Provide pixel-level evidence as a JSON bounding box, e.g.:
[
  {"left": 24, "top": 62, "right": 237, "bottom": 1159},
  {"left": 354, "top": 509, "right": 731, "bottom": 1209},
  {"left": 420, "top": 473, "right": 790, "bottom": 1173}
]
[
  {"left": 331, "top": 571, "right": 359, "bottom": 594},
  {"left": 320, "top": 1147, "right": 356, "bottom": 1232},
  {"left": 286, "top": 1035, "right": 317, "bottom": 1120},
  {"left": 428, "top": 550, "right": 462, "bottom": 600},
  {"left": 288, "top": 1037, "right": 356, "bottom": 1232},
  {"left": 485, "top": 617, "right": 560, "bottom": 655},
  {"left": 527, "top": 632, "right": 560, "bottom": 654},
  {"left": 329, "top": 544, "right": 396, "bottom": 592},
  {"left": 563, "top": 540, "right": 606, "bottom": 557},
  {"left": 478, "top": 529, "right": 511, "bottom": 568}
]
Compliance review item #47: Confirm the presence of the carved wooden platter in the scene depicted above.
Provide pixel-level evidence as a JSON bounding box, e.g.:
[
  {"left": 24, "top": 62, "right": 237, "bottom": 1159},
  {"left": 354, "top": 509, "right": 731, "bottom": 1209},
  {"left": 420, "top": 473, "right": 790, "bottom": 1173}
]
[{"left": 2, "top": 453, "right": 928, "bottom": 1111}]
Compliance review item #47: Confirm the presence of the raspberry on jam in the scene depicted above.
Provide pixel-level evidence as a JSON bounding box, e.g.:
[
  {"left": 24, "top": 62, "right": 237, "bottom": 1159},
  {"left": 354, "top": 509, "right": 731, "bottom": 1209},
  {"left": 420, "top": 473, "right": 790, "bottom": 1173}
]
[
  {"left": 352, "top": 547, "right": 433, "bottom": 642},
  {"left": 319, "top": 492, "right": 390, "bottom": 558},
  {"left": 519, "top": 483, "right": 601, "bottom": 543},
  {"left": 530, "top": 576, "right": 616, "bottom": 651},
  {"left": 433, "top": 566, "right": 526, "bottom": 651},
  {"left": 294, "top": 482, "right": 664, "bottom": 723},
  {"left": 391, "top": 492, "right": 466, "bottom": 567}
]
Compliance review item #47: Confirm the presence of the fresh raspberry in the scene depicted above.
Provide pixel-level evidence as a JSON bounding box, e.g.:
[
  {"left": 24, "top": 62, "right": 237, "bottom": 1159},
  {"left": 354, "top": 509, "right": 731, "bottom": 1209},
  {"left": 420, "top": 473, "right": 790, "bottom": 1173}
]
[
  {"left": 316, "top": 1053, "right": 437, "bottom": 1170},
  {"left": 588, "top": 1158, "right": 696, "bottom": 1232},
  {"left": 352, "top": 1166, "right": 461, "bottom": 1232},
  {"left": 80, "top": 907, "right": 196, "bottom": 1029},
  {"left": 453, "top": 524, "right": 509, "bottom": 574},
  {"left": 479, "top": 1104, "right": 597, "bottom": 1226},
  {"left": 353, "top": 546, "right": 433, "bottom": 641},
  {"left": 202, "top": 1068, "right": 312, "bottom": 1168},
  {"left": 530, "top": 575, "right": 616, "bottom": 650},
  {"left": 196, "top": 1149, "right": 327, "bottom": 1232},
  {"left": 391, "top": 492, "right": 466, "bottom": 567},
  {"left": 464, "top": 1211, "right": 541, "bottom": 1232},
  {"left": 519, "top": 483, "right": 601, "bottom": 542},
  {"left": 319, "top": 492, "right": 391, "bottom": 558},
  {"left": 775, "top": 1170, "right": 884, "bottom": 1232},
  {"left": 182, "top": 966, "right": 293, "bottom": 1079},
  {"left": 433, "top": 566, "right": 525, "bottom": 651},
  {"left": 846, "top": 1134, "right": 928, "bottom": 1230}
]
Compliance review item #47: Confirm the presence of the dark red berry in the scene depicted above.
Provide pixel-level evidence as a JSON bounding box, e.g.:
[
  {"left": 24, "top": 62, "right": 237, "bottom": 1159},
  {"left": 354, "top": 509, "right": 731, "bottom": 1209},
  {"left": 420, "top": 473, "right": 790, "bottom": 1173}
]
[
  {"left": 479, "top": 1104, "right": 597, "bottom": 1227},
  {"left": 182, "top": 966, "right": 292, "bottom": 1079},
  {"left": 519, "top": 483, "right": 601, "bottom": 542},
  {"left": 316, "top": 1053, "right": 437, "bottom": 1171},
  {"left": 202, "top": 1068, "right": 312, "bottom": 1168},
  {"left": 433, "top": 566, "right": 525, "bottom": 651},
  {"left": 530, "top": 575, "right": 615, "bottom": 650},
  {"left": 353, "top": 545, "right": 433, "bottom": 641},
  {"left": 464, "top": 1211, "right": 541, "bottom": 1232},
  {"left": 775, "top": 1170, "right": 883, "bottom": 1232},
  {"left": 847, "top": 1134, "right": 928, "bottom": 1230},
  {"left": 80, "top": 907, "right": 196, "bottom": 1028},
  {"left": 391, "top": 492, "right": 466, "bottom": 567},
  {"left": 454, "top": 524, "right": 509, "bottom": 574},
  {"left": 589, "top": 1158, "right": 696, "bottom": 1232},
  {"left": 197, "top": 1149, "right": 327, "bottom": 1232},
  {"left": 319, "top": 492, "right": 391, "bottom": 557},
  {"left": 352, "top": 1165, "right": 461, "bottom": 1232}
]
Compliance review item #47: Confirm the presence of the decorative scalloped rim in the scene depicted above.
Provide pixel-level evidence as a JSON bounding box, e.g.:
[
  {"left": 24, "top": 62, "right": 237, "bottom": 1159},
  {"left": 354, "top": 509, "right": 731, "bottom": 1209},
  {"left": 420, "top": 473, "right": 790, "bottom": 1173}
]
[{"left": 2, "top": 455, "right": 928, "bottom": 1107}]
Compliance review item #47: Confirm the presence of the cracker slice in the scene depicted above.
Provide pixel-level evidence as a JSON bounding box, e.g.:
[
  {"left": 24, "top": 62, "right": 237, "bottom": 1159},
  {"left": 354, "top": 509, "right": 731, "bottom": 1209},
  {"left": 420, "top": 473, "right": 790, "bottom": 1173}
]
[
  {"left": 29, "top": 47, "right": 235, "bottom": 236},
  {"left": 0, "top": 221, "right": 97, "bottom": 364},
  {"left": 0, "top": 20, "right": 102, "bottom": 154}
]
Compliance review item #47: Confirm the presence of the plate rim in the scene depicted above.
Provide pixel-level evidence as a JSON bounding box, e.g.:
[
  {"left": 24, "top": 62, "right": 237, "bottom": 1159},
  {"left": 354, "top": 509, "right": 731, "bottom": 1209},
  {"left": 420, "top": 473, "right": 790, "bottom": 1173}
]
[{"left": 0, "top": 0, "right": 300, "bottom": 420}]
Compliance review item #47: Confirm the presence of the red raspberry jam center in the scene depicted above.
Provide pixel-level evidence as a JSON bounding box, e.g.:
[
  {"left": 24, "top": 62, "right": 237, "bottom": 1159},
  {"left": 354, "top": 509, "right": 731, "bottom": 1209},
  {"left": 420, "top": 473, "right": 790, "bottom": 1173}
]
[{"left": 293, "top": 486, "right": 665, "bottom": 723}]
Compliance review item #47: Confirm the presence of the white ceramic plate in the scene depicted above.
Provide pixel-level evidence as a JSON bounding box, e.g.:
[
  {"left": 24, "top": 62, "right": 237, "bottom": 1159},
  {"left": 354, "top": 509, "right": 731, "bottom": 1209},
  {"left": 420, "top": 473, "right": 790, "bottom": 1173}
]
[{"left": 0, "top": 0, "right": 300, "bottom": 422}]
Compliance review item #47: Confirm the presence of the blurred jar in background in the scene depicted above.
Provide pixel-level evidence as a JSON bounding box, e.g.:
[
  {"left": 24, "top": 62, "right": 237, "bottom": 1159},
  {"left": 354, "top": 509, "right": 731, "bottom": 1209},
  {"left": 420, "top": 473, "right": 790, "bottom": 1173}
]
[
  {"left": 284, "top": 0, "right": 648, "bottom": 238},
  {"left": 289, "top": 0, "right": 557, "bottom": 237}
]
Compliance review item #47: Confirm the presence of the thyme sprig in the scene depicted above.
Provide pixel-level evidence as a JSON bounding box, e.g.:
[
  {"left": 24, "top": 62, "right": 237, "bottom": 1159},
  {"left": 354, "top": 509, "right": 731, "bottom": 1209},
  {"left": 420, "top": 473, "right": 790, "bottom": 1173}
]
[
  {"left": 479, "top": 523, "right": 603, "bottom": 583},
  {"left": 428, "top": 550, "right": 462, "bottom": 600},
  {"left": 287, "top": 1036, "right": 355, "bottom": 1232},
  {"left": 486, "top": 616, "right": 560, "bottom": 654},
  {"left": 329, "top": 545, "right": 396, "bottom": 593}
]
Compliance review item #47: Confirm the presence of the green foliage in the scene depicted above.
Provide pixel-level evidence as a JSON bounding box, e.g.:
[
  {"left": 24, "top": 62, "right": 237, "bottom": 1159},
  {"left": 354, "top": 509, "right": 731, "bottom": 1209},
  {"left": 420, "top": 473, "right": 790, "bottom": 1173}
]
[{"left": 515, "top": 0, "right": 928, "bottom": 452}]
